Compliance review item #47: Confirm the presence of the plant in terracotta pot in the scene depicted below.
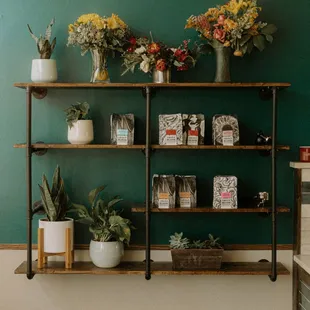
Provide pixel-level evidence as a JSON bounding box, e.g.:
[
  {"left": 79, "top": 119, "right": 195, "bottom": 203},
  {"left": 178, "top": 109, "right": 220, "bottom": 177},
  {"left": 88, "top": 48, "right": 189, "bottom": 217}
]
[
  {"left": 169, "top": 232, "right": 223, "bottom": 270},
  {"left": 33, "top": 166, "right": 73, "bottom": 256},
  {"left": 28, "top": 18, "right": 57, "bottom": 83},
  {"left": 67, "top": 13, "right": 131, "bottom": 83},
  {"left": 65, "top": 102, "right": 94, "bottom": 145},
  {"left": 122, "top": 36, "right": 203, "bottom": 83},
  {"left": 185, "top": 0, "right": 277, "bottom": 82},
  {"left": 70, "top": 186, "right": 135, "bottom": 268}
]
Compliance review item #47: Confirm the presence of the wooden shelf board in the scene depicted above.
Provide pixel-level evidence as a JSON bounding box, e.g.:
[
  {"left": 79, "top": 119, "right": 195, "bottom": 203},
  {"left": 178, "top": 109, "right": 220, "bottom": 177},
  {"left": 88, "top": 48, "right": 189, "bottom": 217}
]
[
  {"left": 13, "top": 144, "right": 290, "bottom": 151},
  {"left": 14, "top": 82, "right": 291, "bottom": 89},
  {"left": 13, "top": 144, "right": 145, "bottom": 149},
  {"left": 152, "top": 145, "right": 290, "bottom": 151},
  {"left": 131, "top": 207, "right": 291, "bottom": 213},
  {"left": 15, "top": 261, "right": 289, "bottom": 276}
]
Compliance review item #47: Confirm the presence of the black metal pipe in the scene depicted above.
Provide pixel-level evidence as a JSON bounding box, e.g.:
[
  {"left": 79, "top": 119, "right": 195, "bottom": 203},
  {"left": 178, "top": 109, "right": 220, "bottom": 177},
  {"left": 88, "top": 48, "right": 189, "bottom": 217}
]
[
  {"left": 145, "top": 87, "right": 151, "bottom": 280},
  {"left": 26, "top": 87, "right": 33, "bottom": 280},
  {"left": 269, "top": 87, "right": 278, "bottom": 282}
]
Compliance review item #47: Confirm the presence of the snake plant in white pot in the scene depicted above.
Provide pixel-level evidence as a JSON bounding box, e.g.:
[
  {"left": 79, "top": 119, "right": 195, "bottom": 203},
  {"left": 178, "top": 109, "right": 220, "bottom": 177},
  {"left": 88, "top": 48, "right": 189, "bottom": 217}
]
[
  {"left": 70, "top": 186, "right": 134, "bottom": 268},
  {"left": 28, "top": 18, "right": 57, "bottom": 82},
  {"left": 65, "top": 102, "right": 94, "bottom": 145},
  {"left": 33, "top": 166, "right": 73, "bottom": 254}
]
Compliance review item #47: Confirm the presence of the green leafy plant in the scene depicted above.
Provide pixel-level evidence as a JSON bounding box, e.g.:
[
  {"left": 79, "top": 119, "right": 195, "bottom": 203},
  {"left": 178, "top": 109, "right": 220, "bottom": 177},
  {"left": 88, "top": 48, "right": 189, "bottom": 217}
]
[
  {"left": 70, "top": 186, "right": 135, "bottom": 244},
  {"left": 27, "top": 18, "right": 56, "bottom": 59},
  {"left": 169, "top": 232, "right": 222, "bottom": 249},
  {"left": 65, "top": 102, "right": 90, "bottom": 128},
  {"left": 33, "top": 166, "right": 71, "bottom": 221}
]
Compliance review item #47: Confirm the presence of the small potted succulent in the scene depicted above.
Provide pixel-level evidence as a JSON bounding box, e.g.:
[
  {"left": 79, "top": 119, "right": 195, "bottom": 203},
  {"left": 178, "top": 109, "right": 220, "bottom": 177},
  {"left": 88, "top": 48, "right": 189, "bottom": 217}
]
[
  {"left": 65, "top": 102, "right": 94, "bottom": 145},
  {"left": 169, "top": 232, "right": 223, "bottom": 270},
  {"left": 27, "top": 18, "right": 57, "bottom": 82},
  {"left": 70, "top": 186, "right": 134, "bottom": 268},
  {"left": 33, "top": 166, "right": 73, "bottom": 254}
]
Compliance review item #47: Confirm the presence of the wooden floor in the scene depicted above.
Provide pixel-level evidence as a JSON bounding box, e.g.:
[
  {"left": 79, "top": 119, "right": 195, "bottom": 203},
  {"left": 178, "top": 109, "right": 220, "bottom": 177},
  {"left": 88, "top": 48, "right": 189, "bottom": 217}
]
[{"left": 15, "top": 261, "right": 290, "bottom": 276}]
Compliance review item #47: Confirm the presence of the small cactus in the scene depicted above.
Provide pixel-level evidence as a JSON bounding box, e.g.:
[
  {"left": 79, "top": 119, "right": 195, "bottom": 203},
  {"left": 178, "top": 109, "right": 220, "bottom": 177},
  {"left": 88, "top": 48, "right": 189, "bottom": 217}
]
[
  {"left": 27, "top": 18, "right": 56, "bottom": 59},
  {"left": 169, "top": 232, "right": 190, "bottom": 249},
  {"left": 206, "top": 234, "right": 223, "bottom": 249}
]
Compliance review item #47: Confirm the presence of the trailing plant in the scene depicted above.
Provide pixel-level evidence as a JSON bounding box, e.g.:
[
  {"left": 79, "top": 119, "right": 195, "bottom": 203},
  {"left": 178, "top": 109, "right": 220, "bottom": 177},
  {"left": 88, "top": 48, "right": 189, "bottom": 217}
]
[
  {"left": 27, "top": 18, "right": 56, "bottom": 59},
  {"left": 33, "top": 166, "right": 71, "bottom": 221},
  {"left": 70, "top": 186, "right": 135, "bottom": 244},
  {"left": 169, "top": 232, "right": 223, "bottom": 249},
  {"left": 65, "top": 102, "right": 90, "bottom": 128}
]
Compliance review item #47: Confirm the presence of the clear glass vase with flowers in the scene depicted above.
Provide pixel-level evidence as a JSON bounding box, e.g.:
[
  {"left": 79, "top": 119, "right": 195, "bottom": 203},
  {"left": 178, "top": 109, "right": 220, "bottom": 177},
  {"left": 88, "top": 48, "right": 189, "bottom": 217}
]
[{"left": 185, "top": 0, "right": 277, "bottom": 82}]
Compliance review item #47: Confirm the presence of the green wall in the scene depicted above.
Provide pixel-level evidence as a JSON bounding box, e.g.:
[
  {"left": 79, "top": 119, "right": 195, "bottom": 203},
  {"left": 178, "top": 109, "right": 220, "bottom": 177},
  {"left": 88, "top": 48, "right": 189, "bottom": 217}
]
[{"left": 0, "top": 0, "right": 304, "bottom": 245}]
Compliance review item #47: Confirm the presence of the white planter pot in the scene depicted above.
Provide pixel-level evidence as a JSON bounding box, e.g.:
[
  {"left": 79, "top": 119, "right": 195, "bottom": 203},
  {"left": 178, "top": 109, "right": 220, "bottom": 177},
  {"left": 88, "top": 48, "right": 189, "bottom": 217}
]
[
  {"left": 39, "top": 218, "right": 74, "bottom": 253},
  {"left": 89, "top": 240, "right": 124, "bottom": 268},
  {"left": 31, "top": 59, "right": 57, "bottom": 83},
  {"left": 68, "top": 120, "right": 94, "bottom": 145}
]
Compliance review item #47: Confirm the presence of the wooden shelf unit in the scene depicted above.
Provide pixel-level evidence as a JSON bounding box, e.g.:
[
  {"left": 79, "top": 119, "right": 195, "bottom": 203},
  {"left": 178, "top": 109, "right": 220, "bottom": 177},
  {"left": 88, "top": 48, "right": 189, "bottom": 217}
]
[
  {"left": 15, "top": 261, "right": 290, "bottom": 276},
  {"left": 131, "top": 207, "right": 291, "bottom": 213}
]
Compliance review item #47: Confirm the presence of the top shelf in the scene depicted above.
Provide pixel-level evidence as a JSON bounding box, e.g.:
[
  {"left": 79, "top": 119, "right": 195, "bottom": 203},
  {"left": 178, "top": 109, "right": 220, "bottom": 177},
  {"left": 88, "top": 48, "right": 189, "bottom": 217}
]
[{"left": 14, "top": 82, "right": 291, "bottom": 89}]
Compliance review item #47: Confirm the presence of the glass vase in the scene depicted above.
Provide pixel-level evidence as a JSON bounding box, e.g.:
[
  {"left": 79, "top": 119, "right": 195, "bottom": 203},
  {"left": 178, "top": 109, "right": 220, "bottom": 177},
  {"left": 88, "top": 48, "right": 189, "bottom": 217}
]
[
  {"left": 90, "top": 49, "right": 110, "bottom": 83},
  {"left": 213, "top": 42, "right": 231, "bottom": 83}
]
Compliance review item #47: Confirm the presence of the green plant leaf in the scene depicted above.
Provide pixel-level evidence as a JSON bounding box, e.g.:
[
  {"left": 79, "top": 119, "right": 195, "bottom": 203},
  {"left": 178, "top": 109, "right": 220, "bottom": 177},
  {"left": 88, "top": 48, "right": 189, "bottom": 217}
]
[
  {"left": 51, "top": 165, "right": 61, "bottom": 197},
  {"left": 45, "top": 18, "right": 55, "bottom": 41},
  {"left": 108, "top": 197, "right": 123, "bottom": 209},
  {"left": 88, "top": 185, "right": 105, "bottom": 206},
  {"left": 247, "top": 40, "right": 254, "bottom": 54},
  {"left": 42, "top": 174, "right": 57, "bottom": 221},
  {"left": 261, "top": 24, "right": 277, "bottom": 35},
  {"left": 240, "top": 34, "right": 251, "bottom": 46},
  {"left": 265, "top": 34, "right": 273, "bottom": 43},
  {"left": 70, "top": 203, "right": 91, "bottom": 219},
  {"left": 253, "top": 35, "right": 266, "bottom": 52},
  {"left": 32, "top": 200, "right": 46, "bottom": 215},
  {"left": 27, "top": 24, "right": 38, "bottom": 43}
]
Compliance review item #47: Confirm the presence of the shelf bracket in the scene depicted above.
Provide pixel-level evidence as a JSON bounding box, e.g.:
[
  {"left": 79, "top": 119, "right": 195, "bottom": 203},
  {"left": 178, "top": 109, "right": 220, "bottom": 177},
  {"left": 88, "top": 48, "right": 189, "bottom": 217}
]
[
  {"left": 32, "top": 141, "right": 48, "bottom": 156},
  {"left": 32, "top": 88, "right": 48, "bottom": 100},
  {"left": 259, "top": 87, "right": 282, "bottom": 101},
  {"left": 142, "top": 87, "right": 156, "bottom": 99}
]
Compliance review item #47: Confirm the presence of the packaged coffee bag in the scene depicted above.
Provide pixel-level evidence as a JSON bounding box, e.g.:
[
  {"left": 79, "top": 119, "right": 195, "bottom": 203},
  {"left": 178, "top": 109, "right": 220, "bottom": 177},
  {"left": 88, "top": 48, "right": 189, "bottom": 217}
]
[
  {"left": 159, "top": 114, "right": 183, "bottom": 145},
  {"left": 176, "top": 175, "right": 197, "bottom": 208},
  {"left": 111, "top": 114, "right": 135, "bottom": 145},
  {"left": 213, "top": 176, "right": 238, "bottom": 209},
  {"left": 152, "top": 175, "right": 176, "bottom": 209},
  {"left": 182, "top": 114, "right": 205, "bottom": 145}
]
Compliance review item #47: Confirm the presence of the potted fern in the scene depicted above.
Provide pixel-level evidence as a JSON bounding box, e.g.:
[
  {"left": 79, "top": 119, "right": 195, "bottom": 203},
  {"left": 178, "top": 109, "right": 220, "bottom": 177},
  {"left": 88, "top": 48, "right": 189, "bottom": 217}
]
[
  {"left": 70, "top": 186, "right": 134, "bottom": 268},
  {"left": 65, "top": 102, "right": 94, "bottom": 144},
  {"left": 169, "top": 232, "right": 223, "bottom": 270},
  {"left": 27, "top": 18, "right": 57, "bottom": 83},
  {"left": 33, "top": 166, "right": 73, "bottom": 254}
]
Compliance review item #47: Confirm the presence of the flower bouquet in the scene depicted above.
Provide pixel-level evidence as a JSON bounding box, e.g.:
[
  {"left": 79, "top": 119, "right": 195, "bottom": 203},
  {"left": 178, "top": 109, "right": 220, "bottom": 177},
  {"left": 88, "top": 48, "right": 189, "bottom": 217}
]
[
  {"left": 122, "top": 35, "right": 202, "bottom": 83},
  {"left": 185, "top": 0, "right": 277, "bottom": 82},
  {"left": 67, "top": 13, "right": 131, "bottom": 83}
]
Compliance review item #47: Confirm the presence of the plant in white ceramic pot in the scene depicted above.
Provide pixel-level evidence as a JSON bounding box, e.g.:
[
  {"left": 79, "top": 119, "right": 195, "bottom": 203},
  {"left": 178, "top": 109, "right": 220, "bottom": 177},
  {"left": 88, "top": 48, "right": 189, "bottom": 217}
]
[
  {"left": 70, "top": 186, "right": 135, "bottom": 268},
  {"left": 28, "top": 18, "right": 57, "bottom": 82},
  {"left": 33, "top": 166, "right": 74, "bottom": 255},
  {"left": 65, "top": 102, "right": 94, "bottom": 145}
]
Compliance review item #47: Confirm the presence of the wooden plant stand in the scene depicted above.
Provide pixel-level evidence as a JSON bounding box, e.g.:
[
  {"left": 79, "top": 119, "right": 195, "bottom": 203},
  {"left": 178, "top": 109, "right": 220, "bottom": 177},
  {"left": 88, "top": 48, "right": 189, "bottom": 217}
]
[{"left": 37, "top": 227, "right": 74, "bottom": 269}]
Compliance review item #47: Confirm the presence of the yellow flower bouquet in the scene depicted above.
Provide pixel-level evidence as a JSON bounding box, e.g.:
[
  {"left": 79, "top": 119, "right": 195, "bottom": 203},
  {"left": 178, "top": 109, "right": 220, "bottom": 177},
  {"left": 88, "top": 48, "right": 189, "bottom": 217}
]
[
  {"left": 185, "top": 0, "right": 277, "bottom": 82},
  {"left": 67, "top": 13, "right": 131, "bottom": 83}
]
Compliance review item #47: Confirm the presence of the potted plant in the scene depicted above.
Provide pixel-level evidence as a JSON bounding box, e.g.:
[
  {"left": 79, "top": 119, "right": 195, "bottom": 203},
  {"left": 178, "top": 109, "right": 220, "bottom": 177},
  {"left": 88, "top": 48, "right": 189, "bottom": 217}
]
[
  {"left": 67, "top": 13, "right": 131, "bottom": 83},
  {"left": 65, "top": 102, "right": 94, "bottom": 145},
  {"left": 122, "top": 36, "right": 203, "bottom": 83},
  {"left": 28, "top": 18, "right": 57, "bottom": 83},
  {"left": 70, "top": 186, "right": 134, "bottom": 268},
  {"left": 33, "top": 166, "right": 73, "bottom": 254},
  {"left": 185, "top": 0, "right": 277, "bottom": 82},
  {"left": 169, "top": 232, "right": 224, "bottom": 270}
]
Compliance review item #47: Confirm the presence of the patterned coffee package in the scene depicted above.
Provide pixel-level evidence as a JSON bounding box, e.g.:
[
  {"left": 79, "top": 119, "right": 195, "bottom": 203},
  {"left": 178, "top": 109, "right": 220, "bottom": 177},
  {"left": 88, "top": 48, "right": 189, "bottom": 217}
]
[
  {"left": 159, "top": 114, "right": 183, "bottom": 145},
  {"left": 182, "top": 114, "right": 205, "bottom": 145},
  {"left": 212, "top": 114, "right": 240, "bottom": 146},
  {"left": 176, "top": 175, "right": 197, "bottom": 208},
  {"left": 111, "top": 114, "right": 134, "bottom": 145},
  {"left": 152, "top": 175, "right": 176, "bottom": 209},
  {"left": 213, "top": 176, "right": 238, "bottom": 209}
]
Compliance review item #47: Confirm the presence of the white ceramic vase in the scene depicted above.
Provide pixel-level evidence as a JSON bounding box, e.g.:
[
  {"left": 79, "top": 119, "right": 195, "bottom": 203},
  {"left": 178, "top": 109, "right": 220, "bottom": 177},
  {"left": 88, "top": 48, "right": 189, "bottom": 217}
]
[
  {"left": 89, "top": 240, "right": 124, "bottom": 268},
  {"left": 31, "top": 59, "right": 58, "bottom": 83},
  {"left": 39, "top": 218, "right": 74, "bottom": 253},
  {"left": 68, "top": 120, "right": 94, "bottom": 145}
]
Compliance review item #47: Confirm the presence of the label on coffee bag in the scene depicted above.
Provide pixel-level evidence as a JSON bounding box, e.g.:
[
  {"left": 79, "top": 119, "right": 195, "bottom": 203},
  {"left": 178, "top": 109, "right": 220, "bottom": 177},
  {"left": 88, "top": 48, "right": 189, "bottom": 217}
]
[
  {"left": 179, "top": 192, "right": 191, "bottom": 208},
  {"left": 221, "top": 192, "right": 232, "bottom": 209},
  {"left": 222, "top": 130, "right": 233, "bottom": 146},
  {"left": 158, "top": 193, "right": 170, "bottom": 208},
  {"left": 166, "top": 129, "right": 177, "bottom": 145},
  {"left": 117, "top": 129, "right": 129, "bottom": 145},
  {"left": 188, "top": 130, "right": 199, "bottom": 146}
]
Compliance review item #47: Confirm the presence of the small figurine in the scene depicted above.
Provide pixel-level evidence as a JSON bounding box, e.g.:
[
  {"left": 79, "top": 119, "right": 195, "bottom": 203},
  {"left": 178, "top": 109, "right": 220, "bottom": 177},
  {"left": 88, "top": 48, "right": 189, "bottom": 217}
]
[
  {"left": 253, "top": 192, "right": 269, "bottom": 208},
  {"left": 255, "top": 131, "right": 272, "bottom": 146}
]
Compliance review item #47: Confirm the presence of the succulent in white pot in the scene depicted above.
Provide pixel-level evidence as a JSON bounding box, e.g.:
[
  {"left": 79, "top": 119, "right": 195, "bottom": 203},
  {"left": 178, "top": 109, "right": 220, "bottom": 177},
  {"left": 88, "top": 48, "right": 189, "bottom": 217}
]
[
  {"left": 65, "top": 102, "right": 94, "bottom": 145},
  {"left": 70, "top": 186, "right": 135, "bottom": 268},
  {"left": 28, "top": 18, "right": 57, "bottom": 82},
  {"left": 33, "top": 166, "right": 74, "bottom": 254}
]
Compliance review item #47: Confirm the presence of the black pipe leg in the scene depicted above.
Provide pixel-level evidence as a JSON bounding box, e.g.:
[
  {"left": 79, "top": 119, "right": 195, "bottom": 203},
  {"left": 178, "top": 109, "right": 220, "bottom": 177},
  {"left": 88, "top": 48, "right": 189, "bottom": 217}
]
[
  {"left": 145, "top": 87, "right": 151, "bottom": 280},
  {"left": 269, "top": 86, "right": 278, "bottom": 282},
  {"left": 26, "top": 87, "right": 34, "bottom": 280}
]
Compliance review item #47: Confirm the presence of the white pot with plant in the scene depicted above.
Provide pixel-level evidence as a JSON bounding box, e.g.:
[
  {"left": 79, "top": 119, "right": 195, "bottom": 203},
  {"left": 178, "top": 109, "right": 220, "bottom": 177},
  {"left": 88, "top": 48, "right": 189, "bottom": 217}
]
[
  {"left": 28, "top": 18, "right": 57, "bottom": 83},
  {"left": 33, "top": 166, "right": 73, "bottom": 254},
  {"left": 71, "top": 186, "right": 134, "bottom": 268},
  {"left": 65, "top": 102, "right": 94, "bottom": 145}
]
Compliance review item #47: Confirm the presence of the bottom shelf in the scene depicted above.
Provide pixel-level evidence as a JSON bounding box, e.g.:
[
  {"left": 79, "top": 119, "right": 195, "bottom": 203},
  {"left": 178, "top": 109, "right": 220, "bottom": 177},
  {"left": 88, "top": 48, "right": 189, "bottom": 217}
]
[{"left": 15, "top": 261, "right": 290, "bottom": 276}]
